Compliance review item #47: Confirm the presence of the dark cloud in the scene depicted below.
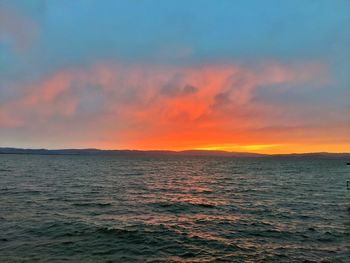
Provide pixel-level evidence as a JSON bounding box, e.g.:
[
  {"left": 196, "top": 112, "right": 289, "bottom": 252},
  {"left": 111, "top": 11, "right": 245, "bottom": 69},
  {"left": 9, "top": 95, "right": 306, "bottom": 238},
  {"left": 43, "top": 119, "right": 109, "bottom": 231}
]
[
  {"left": 160, "top": 73, "right": 198, "bottom": 97},
  {"left": 212, "top": 91, "right": 231, "bottom": 109},
  {"left": 182, "top": 84, "right": 198, "bottom": 95}
]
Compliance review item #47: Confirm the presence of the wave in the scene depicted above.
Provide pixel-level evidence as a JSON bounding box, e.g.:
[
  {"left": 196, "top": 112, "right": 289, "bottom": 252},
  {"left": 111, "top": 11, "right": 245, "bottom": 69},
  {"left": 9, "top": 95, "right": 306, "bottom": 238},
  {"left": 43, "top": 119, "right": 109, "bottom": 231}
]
[{"left": 72, "top": 202, "right": 112, "bottom": 208}]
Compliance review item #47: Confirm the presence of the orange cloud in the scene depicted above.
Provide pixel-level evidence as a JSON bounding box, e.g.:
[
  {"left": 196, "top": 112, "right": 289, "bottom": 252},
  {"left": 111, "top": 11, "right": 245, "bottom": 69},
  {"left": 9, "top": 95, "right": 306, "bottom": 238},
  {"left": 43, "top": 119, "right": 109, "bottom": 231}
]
[{"left": 0, "top": 61, "right": 337, "bottom": 152}]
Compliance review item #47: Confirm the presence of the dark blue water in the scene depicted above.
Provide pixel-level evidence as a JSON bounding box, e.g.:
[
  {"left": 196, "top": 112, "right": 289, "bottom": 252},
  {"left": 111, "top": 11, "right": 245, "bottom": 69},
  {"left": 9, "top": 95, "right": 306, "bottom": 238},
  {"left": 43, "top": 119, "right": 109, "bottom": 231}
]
[{"left": 0, "top": 154, "right": 349, "bottom": 262}]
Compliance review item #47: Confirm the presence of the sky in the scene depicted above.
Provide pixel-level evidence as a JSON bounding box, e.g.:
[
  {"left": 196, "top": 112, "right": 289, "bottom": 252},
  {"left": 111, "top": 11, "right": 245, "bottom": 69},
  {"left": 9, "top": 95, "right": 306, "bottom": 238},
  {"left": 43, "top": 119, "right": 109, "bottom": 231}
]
[{"left": 0, "top": 0, "right": 349, "bottom": 153}]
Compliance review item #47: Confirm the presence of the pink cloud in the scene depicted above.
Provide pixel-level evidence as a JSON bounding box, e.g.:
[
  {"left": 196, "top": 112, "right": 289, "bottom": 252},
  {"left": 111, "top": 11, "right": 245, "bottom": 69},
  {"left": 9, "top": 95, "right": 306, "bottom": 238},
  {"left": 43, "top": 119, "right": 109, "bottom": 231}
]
[{"left": 0, "top": 61, "right": 330, "bottom": 149}]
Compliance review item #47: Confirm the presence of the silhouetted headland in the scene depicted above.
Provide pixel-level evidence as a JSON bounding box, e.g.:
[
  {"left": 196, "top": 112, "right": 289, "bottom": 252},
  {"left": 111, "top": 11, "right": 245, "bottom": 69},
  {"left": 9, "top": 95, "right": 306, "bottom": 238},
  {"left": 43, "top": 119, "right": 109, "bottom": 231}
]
[{"left": 0, "top": 147, "right": 349, "bottom": 158}]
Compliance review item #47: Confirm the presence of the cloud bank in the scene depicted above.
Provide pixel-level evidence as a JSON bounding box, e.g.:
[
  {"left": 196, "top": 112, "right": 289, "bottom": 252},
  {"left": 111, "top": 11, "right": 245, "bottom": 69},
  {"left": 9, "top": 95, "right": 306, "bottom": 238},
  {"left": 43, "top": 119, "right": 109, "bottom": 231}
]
[{"left": 2, "top": 60, "right": 344, "bottom": 152}]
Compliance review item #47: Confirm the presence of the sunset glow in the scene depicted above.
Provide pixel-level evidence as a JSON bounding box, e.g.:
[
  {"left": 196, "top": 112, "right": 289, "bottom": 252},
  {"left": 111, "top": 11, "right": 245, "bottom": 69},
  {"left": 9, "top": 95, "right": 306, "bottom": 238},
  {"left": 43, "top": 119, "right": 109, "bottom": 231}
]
[{"left": 0, "top": 1, "right": 349, "bottom": 153}]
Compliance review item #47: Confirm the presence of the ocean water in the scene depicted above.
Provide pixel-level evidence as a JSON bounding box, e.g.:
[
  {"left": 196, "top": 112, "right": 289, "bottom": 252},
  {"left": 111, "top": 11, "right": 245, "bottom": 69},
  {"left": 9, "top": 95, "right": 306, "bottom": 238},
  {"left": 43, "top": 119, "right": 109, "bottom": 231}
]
[{"left": 0, "top": 154, "right": 349, "bottom": 262}]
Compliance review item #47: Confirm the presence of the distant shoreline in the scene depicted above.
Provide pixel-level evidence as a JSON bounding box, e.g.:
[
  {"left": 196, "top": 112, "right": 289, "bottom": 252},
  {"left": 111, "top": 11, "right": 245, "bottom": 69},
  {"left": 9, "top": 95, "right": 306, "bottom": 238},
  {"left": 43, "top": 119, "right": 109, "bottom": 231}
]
[{"left": 1, "top": 147, "right": 350, "bottom": 158}]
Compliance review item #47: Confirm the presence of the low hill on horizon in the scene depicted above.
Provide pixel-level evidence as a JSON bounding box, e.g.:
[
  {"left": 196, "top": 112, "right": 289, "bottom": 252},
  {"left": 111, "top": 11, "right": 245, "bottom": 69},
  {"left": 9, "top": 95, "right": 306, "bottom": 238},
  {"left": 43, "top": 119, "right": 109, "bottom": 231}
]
[{"left": 1, "top": 147, "right": 350, "bottom": 158}]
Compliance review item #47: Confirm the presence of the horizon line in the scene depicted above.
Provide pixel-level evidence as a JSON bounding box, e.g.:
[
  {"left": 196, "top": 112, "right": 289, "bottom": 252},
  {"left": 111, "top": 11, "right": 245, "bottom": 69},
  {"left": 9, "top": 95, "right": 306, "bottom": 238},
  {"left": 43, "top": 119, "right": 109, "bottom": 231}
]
[{"left": 1, "top": 146, "right": 350, "bottom": 156}]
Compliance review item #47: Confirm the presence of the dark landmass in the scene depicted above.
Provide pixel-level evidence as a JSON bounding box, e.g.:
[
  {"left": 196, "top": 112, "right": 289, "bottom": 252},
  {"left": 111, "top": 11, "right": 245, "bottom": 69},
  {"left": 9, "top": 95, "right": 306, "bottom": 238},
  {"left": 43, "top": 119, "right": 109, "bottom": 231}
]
[
  {"left": 0, "top": 147, "right": 350, "bottom": 158},
  {"left": 274, "top": 152, "right": 350, "bottom": 158},
  {"left": 0, "top": 147, "right": 264, "bottom": 157}
]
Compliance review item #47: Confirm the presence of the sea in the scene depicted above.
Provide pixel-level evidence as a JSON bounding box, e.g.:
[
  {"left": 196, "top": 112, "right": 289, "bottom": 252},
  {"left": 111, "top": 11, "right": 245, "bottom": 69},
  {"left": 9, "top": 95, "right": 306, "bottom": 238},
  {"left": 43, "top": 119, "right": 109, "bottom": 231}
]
[{"left": 0, "top": 154, "right": 349, "bottom": 262}]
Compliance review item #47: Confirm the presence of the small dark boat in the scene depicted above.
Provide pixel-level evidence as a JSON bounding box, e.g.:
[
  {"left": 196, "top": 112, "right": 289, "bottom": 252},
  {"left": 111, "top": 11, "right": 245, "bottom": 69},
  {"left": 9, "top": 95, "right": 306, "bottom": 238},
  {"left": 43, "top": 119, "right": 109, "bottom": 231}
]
[{"left": 347, "top": 162, "right": 350, "bottom": 165}]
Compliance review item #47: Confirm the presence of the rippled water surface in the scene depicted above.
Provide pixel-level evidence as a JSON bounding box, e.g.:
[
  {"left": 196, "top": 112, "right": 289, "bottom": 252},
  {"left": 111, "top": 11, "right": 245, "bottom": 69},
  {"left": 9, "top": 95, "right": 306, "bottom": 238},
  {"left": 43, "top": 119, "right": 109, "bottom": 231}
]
[{"left": 1, "top": 154, "right": 349, "bottom": 262}]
